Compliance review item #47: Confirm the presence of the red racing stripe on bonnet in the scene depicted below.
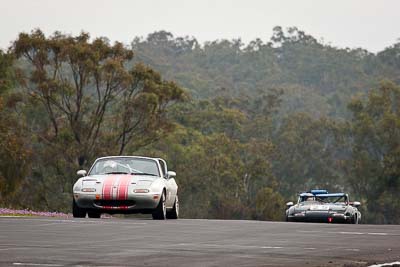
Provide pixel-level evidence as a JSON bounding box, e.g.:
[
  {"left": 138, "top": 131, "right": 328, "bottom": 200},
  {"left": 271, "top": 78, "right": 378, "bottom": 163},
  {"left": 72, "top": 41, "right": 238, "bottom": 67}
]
[
  {"left": 117, "top": 175, "right": 130, "bottom": 200},
  {"left": 102, "top": 176, "right": 115, "bottom": 200}
]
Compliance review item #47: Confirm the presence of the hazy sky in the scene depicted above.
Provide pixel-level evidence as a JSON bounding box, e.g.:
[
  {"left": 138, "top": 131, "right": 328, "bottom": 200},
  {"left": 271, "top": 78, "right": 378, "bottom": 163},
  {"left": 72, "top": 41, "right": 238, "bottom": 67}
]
[{"left": 1, "top": 0, "right": 399, "bottom": 52}]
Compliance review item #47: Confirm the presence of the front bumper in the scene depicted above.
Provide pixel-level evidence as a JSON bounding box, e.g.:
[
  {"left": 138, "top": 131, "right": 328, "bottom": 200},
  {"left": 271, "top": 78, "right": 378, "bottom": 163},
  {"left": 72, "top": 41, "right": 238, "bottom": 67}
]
[
  {"left": 288, "top": 211, "right": 352, "bottom": 223},
  {"left": 73, "top": 192, "right": 160, "bottom": 211}
]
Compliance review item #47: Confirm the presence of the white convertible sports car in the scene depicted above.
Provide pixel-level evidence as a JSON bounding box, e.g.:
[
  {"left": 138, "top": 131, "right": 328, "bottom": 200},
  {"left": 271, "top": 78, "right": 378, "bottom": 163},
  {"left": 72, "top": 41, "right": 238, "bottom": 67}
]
[{"left": 72, "top": 156, "right": 179, "bottom": 220}]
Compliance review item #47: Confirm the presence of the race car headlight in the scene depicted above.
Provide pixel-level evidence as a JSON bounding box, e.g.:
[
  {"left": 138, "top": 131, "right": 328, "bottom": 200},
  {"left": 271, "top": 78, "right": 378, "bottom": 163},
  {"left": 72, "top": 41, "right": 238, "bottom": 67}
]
[
  {"left": 134, "top": 189, "right": 149, "bottom": 193},
  {"left": 333, "top": 210, "right": 345, "bottom": 214},
  {"left": 294, "top": 211, "right": 306, "bottom": 216},
  {"left": 332, "top": 213, "right": 345, "bottom": 217},
  {"left": 82, "top": 188, "right": 96, "bottom": 192}
]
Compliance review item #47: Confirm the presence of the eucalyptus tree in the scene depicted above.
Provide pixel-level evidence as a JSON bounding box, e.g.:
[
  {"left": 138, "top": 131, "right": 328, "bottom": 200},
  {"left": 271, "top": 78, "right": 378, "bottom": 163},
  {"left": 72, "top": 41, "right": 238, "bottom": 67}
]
[
  {"left": 12, "top": 29, "right": 186, "bottom": 167},
  {"left": 348, "top": 81, "right": 400, "bottom": 223}
]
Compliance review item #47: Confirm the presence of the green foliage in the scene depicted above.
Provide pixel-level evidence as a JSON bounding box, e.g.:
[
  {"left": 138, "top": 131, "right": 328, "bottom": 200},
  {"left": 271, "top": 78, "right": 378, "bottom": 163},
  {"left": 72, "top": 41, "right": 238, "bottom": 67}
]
[
  {"left": 377, "top": 42, "right": 400, "bottom": 73},
  {"left": 272, "top": 113, "right": 347, "bottom": 196},
  {"left": 13, "top": 30, "right": 185, "bottom": 166},
  {"left": 255, "top": 187, "right": 285, "bottom": 221},
  {"left": 0, "top": 106, "right": 30, "bottom": 205},
  {"left": 0, "top": 51, "right": 16, "bottom": 94},
  {"left": 131, "top": 28, "right": 390, "bottom": 118},
  {"left": 348, "top": 81, "right": 400, "bottom": 223},
  {"left": 137, "top": 124, "right": 281, "bottom": 220}
]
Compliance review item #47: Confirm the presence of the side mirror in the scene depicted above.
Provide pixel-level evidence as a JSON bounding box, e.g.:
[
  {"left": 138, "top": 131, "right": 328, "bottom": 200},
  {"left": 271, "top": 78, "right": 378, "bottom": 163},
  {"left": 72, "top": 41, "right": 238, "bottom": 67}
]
[
  {"left": 167, "top": 171, "right": 176, "bottom": 179},
  {"left": 77, "top": 170, "right": 87, "bottom": 177},
  {"left": 286, "top": 201, "right": 294, "bottom": 208},
  {"left": 352, "top": 201, "right": 361, "bottom": 207}
]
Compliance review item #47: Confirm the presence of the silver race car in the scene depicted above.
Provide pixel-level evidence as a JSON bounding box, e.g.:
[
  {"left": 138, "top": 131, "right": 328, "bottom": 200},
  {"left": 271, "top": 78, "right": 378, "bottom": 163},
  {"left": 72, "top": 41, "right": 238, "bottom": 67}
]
[
  {"left": 285, "top": 190, "right": 361, "bottom": 224},
  {"left": 72, "top": 156, "right": 179, "bottom": 220}
]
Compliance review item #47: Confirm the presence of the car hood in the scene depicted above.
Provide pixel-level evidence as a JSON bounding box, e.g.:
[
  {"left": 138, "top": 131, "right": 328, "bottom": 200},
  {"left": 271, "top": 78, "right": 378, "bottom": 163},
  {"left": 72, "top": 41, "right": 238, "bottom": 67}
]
[
  {"left": 88, "top": 174, "right": 158, "bottom": 183},
  {"left": 74, "top": 174, "right": 159, "bottom": 192}
]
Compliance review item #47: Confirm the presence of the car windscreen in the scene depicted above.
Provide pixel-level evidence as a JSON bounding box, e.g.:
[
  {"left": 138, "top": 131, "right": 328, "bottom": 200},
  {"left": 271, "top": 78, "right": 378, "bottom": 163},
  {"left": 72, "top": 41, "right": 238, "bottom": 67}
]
[
  {"left": 89, "top": 158, "right": 160, "bottom": 176},
  {"left": 315, "top": 195, "right": 348, "bottom": 204}
]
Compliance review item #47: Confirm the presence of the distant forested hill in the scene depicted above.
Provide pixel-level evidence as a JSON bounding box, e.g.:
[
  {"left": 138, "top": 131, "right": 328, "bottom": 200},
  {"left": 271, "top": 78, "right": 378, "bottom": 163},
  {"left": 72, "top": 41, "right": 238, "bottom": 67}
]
[{"left": 131, "top": 27, "right": 400, "bottom": 118}]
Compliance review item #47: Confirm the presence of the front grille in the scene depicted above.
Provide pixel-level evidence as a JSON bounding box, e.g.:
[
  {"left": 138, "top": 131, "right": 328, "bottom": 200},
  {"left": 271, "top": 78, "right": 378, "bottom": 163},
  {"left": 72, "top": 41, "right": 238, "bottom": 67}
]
[{"left": 94, "top": 200, "right": 136, "bottom": 207}]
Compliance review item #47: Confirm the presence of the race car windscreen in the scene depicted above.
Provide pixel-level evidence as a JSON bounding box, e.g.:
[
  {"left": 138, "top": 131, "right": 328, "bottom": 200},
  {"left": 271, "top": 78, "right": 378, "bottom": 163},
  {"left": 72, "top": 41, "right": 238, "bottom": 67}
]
[
  {"left": 89, "top": 158, "right": 160, "bottom": 176},
  {"left": 300, "top": 195, "right": 348, "bottom": 205}
]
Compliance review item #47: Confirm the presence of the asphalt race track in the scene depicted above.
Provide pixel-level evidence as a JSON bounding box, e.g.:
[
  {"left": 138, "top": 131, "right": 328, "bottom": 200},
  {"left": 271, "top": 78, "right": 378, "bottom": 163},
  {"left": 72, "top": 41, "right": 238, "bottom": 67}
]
[{"left": 1, "top": 217, "right": 400, "bottom": 267}]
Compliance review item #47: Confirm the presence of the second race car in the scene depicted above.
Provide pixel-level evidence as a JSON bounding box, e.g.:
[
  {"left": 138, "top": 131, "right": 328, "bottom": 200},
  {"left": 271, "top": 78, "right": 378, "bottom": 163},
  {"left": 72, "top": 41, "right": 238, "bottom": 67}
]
[{"left": 285, "top": 189, "right": 361, "bottom": 224}]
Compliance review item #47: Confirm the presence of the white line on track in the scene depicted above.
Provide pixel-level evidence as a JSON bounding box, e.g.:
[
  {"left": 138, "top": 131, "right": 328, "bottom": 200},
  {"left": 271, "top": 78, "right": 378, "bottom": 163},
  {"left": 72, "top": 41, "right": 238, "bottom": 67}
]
[
  {"left": 369, "top": 262, "right": 400, "bottom": 267},
  {"left": 0, "top": 216, "right": 30, "bottom": 218},
  {"left": 338, "top": 231, "right": 365, "bottom": 235},
  {"left": 60, "top": 236, "right": 144, "bottom": 246},
  {"left": 0, "top": 217, "right": 147, "bottom": 225},
  {"left": 13, "top": 263, "right": 63, "bottom": 266},
  {"left": 172, "top": 242, "right": 363, "bottom": 253},
  {"left": 345, "top": 248, "right": 360, "bottom": 251},
  {"left": 30, "top": 223, "right": 70, "bottom": 227},
  {"left": 367, "top": 232, "right": 388, "bottom": 236},
  {"left": 175, "top": 243, "right": 285, "bottom": 250},
  {"left": 297, "top": 230, "right": 395, "bottom": 236},
  {"left": 0, "top": 248, "right": 29, "bottom": 251}
]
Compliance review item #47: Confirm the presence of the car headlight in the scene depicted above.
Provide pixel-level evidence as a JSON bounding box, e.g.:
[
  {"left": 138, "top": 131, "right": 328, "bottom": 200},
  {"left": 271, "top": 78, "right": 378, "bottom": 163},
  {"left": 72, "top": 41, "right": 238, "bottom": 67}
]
[
  {"left": 82, "top": 188, "right": 96, "bottom": 192},
  {"left": 134, "top": 189, "right": 149, "bottom": 193},
  {"left": 294, "top": 211, "right": 306, "bottom": 216},
  {"left": 333, "top": 210, "right": 345, "bottom": 214}
]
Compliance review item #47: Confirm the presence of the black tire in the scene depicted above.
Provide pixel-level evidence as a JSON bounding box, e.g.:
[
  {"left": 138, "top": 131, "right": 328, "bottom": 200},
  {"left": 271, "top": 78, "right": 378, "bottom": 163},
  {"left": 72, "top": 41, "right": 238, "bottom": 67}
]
[
  {"left": 88, "top": 211, "right": 101, "bottom": 218},
  {"left": 152, "top": 191, "right": 166, "bottom": 220},
  {"left": 352, "top": 214, "right": 359, "bottom": 224},
  {"left": 72, "top": 199, "right": 86, "bottom": 218},
  {"left": 166, "top": 196, "right": 179, "bottom": 219}
]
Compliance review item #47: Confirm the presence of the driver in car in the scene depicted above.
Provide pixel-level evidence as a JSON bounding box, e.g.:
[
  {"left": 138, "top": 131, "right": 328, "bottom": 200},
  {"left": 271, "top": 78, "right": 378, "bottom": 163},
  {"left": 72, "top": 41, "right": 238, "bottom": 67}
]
[{"left": 102, "top": 160, "right": 118, "bottom": 174}]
